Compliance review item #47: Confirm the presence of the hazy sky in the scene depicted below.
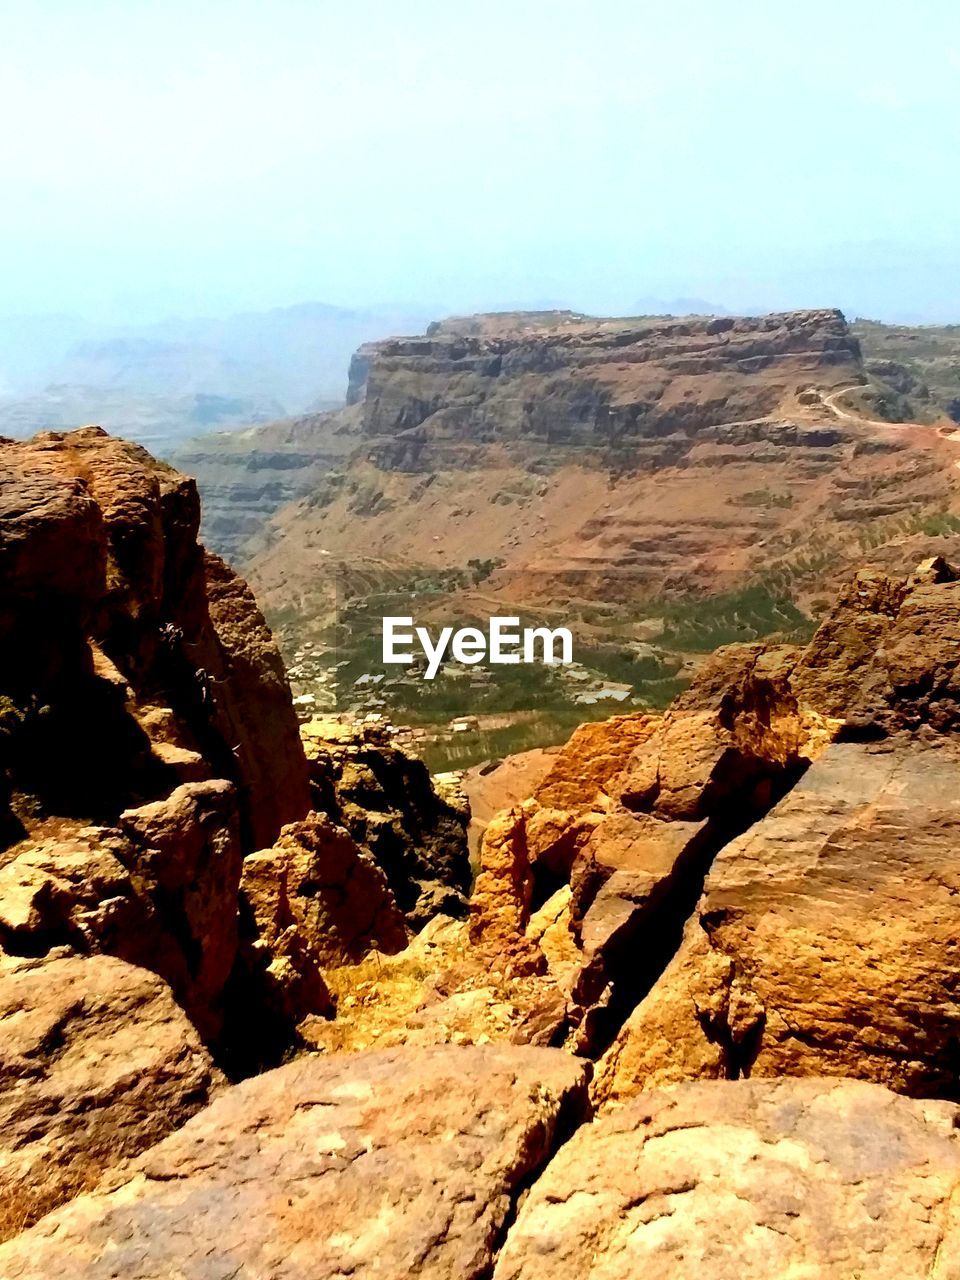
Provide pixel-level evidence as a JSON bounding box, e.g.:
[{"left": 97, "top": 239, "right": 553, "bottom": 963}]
[{"left": 2, "top": 0, "right": 959, "bottom": 323}]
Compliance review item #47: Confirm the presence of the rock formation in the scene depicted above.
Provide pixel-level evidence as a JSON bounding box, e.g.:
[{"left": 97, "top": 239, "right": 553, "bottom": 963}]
[
  {"left": 232, "top": 811, "right": 408, "bottom": 1056},
  {"left": 0, "top": 426, "right": 490, "bottom": 1081},
  {"left": 465, "top": 642, "right": 817, "bottom": 1051},
  {"left": 0, "top": 426, "right": 310, "bottom": 852},
  {"left": 0, "top": 952, "right": 217, "bottom": 1238},
  {"left": 0, "top": 1045, "right": 589, "bottom": 1279},
  {"left": 0, "top": 428, "right": 312, "bottom": 1043},
  {"left": 596, "top": 558, "right": 960, "bottom": 1104},
  {"left": 302, "top": 717, "right": 472, "bottom": 926},
  {"left": 495, "top": 1078, "right": 960, "bottom": 1279}
]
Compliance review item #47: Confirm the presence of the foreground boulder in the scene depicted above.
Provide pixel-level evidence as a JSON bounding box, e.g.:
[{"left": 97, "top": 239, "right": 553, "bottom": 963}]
[
  {"left": 494, "top": 1077, "right": 960, "bottom": 1279},
  {"left": 0, "top": 1045, "right": 590, "bottom": 1279},
  {"left": 0, "top": 952, "right": 217, "bottom": 1240}
]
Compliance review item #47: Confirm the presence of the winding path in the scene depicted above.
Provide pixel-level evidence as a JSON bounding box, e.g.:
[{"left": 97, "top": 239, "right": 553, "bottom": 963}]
[{"left": 819, "top": 383, "right": 960, "bottom": 472}]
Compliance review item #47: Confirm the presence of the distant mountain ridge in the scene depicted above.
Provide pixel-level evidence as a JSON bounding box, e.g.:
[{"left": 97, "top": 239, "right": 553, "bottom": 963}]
[{"left": 0, "top": 301, "right": 433, "bottom": 452}]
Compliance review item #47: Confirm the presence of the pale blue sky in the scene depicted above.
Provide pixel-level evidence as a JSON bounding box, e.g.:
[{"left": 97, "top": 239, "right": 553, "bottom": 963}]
[{"left": 1, "top": 0, "right": 958, "bottom": 322}]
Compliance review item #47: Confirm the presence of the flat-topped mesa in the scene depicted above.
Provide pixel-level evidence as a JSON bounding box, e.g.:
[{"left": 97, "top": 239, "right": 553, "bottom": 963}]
[{"left": 349, "top": 309, "right": 862, "bottom": 467}]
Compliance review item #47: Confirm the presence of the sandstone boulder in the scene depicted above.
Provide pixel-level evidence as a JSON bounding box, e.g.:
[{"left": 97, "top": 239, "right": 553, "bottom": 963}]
[
  {"left": 609, "top": 641, "right": 810, "bottom": 820},
  {"left": 115, "top": 779, "right": 243, "bottom": 1033},
  {"left": 494, "top": 1078, "right": 960, "bottom": 1280},
  {"left": 0, "top": 781, "right": 242, "bottom": 1039},
  {"left": 462, "top": 747, "right": 557, "bottom": 858},
  {"left": 533, "top": 713, "right": 659, "bottom": 810},
  {"left": 596, "top": 738, "right": 960, "bottom": 1104},
  {"left": 0, "top": 952, "right": 217, "bottom": 1240},
  {"left": 0, "top": 1045, "right": 589, "bottom": 1280},
  {"left": 241, "top": 811, "right": 408, "bottom": 967},
  {"left": 792, "top": 557, "right": 960, "bottom": 733}
]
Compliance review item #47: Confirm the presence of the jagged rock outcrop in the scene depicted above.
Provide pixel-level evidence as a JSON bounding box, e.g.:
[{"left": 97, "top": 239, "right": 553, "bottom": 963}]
[
  {"left": 0, "top": 426, "right": 310, "bottom": 852},
  {"left": 534, "top": 713, "right": 660, "bottom": 810},
  {"left": 468, "top": 642, "right": 816, "bottom": 1051},
  {"left": 494, "top": 1078, "right": 960, "bottom": 1279},
  {"left": 234, "top": 811, "right": 408, "bottom": 1047},
  {"left": 0, "top": 1045, "right": 590, "bottom": 1280},
  {"left": 0, "top": 952, "right": 217, "bottom": 1240},
  {"left": 0, "top": 781, "right": 241, "bottom": 1037},
  {"left": 459, "top": 558, "right": 960, "bottom": 1091},
  {"left": 0, "top": 428, "right": 312, "bottom": 1044},
  {"left": 302, "top": 718, "right": 472, "bottom": 927},
  {"left": 596, "top": 558, "right": 960, "bottom": 1103},
  {"left": 596, "top": 735, "right": 960, "bottom": 1103},
  {"left": 791, "top": 555, "right": 960, "bottom": 732},
  {"left": 605, "top": 641, "right": 813, "bottom": 818}
]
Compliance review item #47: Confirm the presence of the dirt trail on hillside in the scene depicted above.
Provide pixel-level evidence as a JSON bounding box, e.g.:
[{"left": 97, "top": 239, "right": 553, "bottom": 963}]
[{"left": 822, "top": 383, "right": 960, "bottom": 471}]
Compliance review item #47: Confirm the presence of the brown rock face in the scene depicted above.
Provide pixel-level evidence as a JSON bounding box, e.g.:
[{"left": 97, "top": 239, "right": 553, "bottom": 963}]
[
  {"left": 200, "top": 550, "right": 312, "bottom": 849},
  {"left": 608, "top": 641, "right": 810, "bottom": 820},
  {"left": 302, "top": 719, "right": 471, "bottom": 927},
  {"left": 0, "top": 427, "right": 314, "bottom": 1043},
  {"left": 0, "top": 952, "right": 217, "bottom": 1240},
  {"left": 461, "top": 747, "right": 557, "bottom": 858},
  {"left": 235, "top": 811, "right": 408, "bottom": 1042},
  {"left": 0, "top": 426, "right": 309, "bottom": 854},
  {"left": 468, "top": 646, "right": 812, "bottom": 1053},
  {"left": 115, "top": 781, "right": 244, "bottom": 1032},
  {"left": 597, "top": 737, "right": 960, "bottom": 1103},
  {"left": 0, "top": 781, "right": 241, "bottom": 1038},
  {"left": 532, "top": 714, "right": 660, "bottom": 810},
  {"left": 0, "top": 1045, "right": 590, "bottom": 1280},
  {"left": 792, "top": 556, "right": 960, "bottom": 733},
  {"left": 469, "top": 803, "right": 542, "bottom": 976},
  {"left": 494, "top": 1078, "right": 960, "bottom": 1280}
]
